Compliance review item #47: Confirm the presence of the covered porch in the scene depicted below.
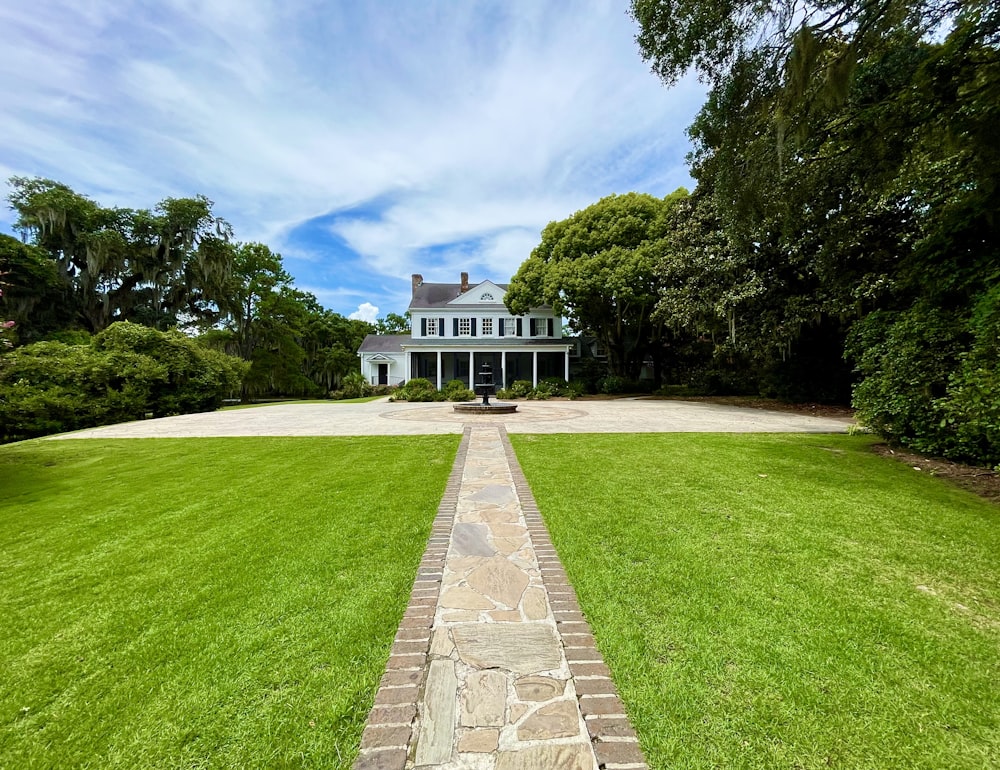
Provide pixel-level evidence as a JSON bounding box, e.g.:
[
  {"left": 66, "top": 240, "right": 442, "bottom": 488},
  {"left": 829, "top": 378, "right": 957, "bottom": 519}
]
[{"left": 404, "top": 345, "right": 571, "bottom": 389}]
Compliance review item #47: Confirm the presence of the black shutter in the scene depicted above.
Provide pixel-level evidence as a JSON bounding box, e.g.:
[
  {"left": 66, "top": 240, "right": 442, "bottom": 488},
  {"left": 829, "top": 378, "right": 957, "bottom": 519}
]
[
  {"left": 547, "top": 318, "right": 554, "bottom": 337},
  {"left": 499, "top": 319, "right": 505, "bottom": 337},
  {"left": 453, "top": 318, "right": 459, "bottom": 336},
  {"left": 516, "top": 318, "right": 522, "bottom": 337},
  {"left": 471, "top": 318, "right": 477, "bottom": 336},
  {"left": 439, "top": 318, "right": 445, "bottom": 336},
  {"left": 420, "top": 318, "right": 427, "bottom": 336}
]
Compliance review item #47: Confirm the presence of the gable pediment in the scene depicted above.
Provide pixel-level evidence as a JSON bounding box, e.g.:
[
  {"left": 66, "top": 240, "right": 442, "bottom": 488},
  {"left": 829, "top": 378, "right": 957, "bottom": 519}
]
[{"left": 447, "top": 280, "right": 507, "bottom": 306}]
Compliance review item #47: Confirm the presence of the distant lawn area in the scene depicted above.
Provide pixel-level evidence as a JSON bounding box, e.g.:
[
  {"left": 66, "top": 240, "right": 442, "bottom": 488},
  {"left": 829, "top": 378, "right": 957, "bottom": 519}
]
[
  {"left": 0, "top": 436, "right": 458, "bottom": 769},
  {"left": 511, "top": 433, "right": 1000, "bottom": 770}
]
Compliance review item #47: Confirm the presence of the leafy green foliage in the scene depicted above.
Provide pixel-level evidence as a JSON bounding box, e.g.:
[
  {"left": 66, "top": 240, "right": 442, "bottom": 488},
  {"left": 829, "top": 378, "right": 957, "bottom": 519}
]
[
  {"left": 5, "top": 180, "right": 372, "bottom": 404},
  {"left": 0, "top": 323, "right": 247, "bottom": 442},
  {"left": 849, "top": 297, "right": 1000, "bottom": 465},
  {"left": 335, "top": 371, "right": 374, "bottom": 400},
  {"left": 631, "top": 0, "right": 1000, "bottom": 462},
  {"left": 506, "top": 191, "right": 686, "bottom": 379},
  {"left": 442, "top": 379, "right": 476, "bottom": 402},
  {"left": 395, "top": 377, "right": 443, "bottom": 402},
  {"left": 374, "top": 312, "right": 411, "bottom": 335},
  {"left": 7, "top": 177, "right": 233, "bottom": 332},
  {"left": 0, "top": 234, "right": 73, "bottom": 343}
]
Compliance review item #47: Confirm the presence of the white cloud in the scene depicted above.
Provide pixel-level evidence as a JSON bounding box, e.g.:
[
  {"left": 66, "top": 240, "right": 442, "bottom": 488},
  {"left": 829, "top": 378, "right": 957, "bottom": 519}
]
[
  {"left": 349, "top": 302, "right": 379, "bottom": 323},
  {"left": 0, "top": 0, "right": 706, "bottom": 316}
]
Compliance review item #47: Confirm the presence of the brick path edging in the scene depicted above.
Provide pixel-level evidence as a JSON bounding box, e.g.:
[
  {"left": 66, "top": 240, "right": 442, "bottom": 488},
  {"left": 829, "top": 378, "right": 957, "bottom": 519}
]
[
  {"left": 354, "top": 424, "right": 649, "bottom": 770},
  {"left": 498, "top": 426, "right": 649, "bottom": 770},
  {"left": 353, "top": 427, "right": 471, "bottom": 770}
]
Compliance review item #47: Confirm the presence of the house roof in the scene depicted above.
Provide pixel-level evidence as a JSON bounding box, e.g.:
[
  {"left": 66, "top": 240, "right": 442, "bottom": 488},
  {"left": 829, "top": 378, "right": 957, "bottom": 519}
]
[
  {"left": 409, "top": 281, "right": 510, "bottom": 309},
  {"left": 357, "top": 334, "right": 408, "bottom": 354}
]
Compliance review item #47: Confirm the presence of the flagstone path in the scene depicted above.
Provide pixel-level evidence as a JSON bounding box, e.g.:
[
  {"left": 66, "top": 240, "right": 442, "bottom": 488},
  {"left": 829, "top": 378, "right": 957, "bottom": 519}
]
[{"left": 353, "top": 425, "right": 647, "bottom": 770}]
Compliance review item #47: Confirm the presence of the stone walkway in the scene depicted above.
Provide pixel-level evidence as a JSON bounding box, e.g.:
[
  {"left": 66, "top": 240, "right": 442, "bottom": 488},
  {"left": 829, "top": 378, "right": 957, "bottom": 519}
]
[{"left": 354, "top": 426, "right": 646, "bottom": 770}]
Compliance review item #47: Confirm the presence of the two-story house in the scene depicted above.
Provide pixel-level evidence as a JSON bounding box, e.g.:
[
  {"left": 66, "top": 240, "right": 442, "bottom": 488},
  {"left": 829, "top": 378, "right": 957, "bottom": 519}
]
[{"left": 358, "top": 273, "right": 571, "bottom": 389}]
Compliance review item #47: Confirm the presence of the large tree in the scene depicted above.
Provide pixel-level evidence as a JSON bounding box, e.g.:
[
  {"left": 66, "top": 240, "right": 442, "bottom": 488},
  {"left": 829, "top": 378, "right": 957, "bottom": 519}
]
[
  {"left": 7, "top": 177, "right": 233, "bottom": 332},
  {"left": 202, "top": 242, "right": 372, "bottom": 399},
  {"left": 506, "top": 190, "right": 686, "bottom": 379},
  {"left": 632, "top": 0, "right": 1000, "bottom": 458}
]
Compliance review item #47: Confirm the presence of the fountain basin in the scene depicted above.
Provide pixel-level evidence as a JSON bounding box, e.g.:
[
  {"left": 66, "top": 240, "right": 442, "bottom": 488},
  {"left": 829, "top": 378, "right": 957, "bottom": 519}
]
[{"left": 452, "top": 401, "right": 518, "bottom": 414}]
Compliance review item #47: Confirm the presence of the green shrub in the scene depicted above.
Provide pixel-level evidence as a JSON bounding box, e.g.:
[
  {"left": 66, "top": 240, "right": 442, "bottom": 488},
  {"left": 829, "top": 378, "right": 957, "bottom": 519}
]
[
  {"left": 339, "top": 372, "right": 373, "bottom": 399},
  {"left": 566, "top": 380, "right": 587, "bottom": 399},
  {"left": 396, "top": 378, "right": 443, "bottom": 402},
  {"left": 496, "top": 387, "right": 514, "bottom": 399},
  {"left": 94, "top": 322, "right": 246, "bottom": 416},
  {"left": 598, "top": 375, "right": 627, "bottom": 394},
  {"left": 846, "top": 301, "right": 1000, "bottom": 466},
  {"left": 847, "top": 306, "right": 962, "bottom": 455},
  {"left": 443, "top": 379, "right": 476, "bottom": 402},
  {"left": 0, "top": 323, "right": 248, "bottom": 442},
  {"left": 538, "top": 377, "right": 568, "bottom": 397},
  {"left": 509, "top": 380, "right": 534, "bottom": 398}
]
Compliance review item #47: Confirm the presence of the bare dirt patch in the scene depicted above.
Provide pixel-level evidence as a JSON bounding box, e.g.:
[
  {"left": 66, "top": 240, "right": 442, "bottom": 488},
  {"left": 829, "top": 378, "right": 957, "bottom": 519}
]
[
  {"left": 872, "top": 444, "right": 1000, "bottom": 504},
  {"left": 652, "top": 395, "right": 855, "bottom": 419}
]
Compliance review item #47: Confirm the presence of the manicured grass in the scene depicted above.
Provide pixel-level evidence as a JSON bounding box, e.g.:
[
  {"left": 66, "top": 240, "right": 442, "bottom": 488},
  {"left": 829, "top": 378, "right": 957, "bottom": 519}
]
[
  {"left": 511, "top": 433, "right": 1000, "bottom": 769},
  {"left": 0, "top": 436, "right": 457, "bottom": 769}
]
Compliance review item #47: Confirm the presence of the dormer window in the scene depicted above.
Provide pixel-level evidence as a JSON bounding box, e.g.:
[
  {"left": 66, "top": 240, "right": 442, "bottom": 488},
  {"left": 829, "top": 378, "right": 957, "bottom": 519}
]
[{"left": 480, "top": 292, "right": 494, "bottom": 301}]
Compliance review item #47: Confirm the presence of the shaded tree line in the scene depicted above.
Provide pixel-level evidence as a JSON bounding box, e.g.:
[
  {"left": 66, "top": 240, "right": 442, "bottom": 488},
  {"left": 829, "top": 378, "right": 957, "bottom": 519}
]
[
  {"left": 507, "top": 0, "right": 998, "bottom": 465},
  {"left": 1, "top": 179, "right": 375, "bottom": 438}
]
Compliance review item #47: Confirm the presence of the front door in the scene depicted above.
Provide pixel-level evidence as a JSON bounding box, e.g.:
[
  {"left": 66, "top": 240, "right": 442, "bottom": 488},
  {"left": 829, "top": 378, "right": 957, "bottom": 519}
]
[{"left": 377, "top": 364, "right": 388, "bottom": 385}]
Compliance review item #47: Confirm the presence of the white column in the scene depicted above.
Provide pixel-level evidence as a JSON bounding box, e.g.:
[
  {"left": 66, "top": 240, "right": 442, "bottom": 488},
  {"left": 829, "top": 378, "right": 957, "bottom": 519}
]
[
  {"left": 532, "top": 350, "right": 538, "bottom": 387},
  {"left": 436, "top": 351, "right": 442, "bottom": 390},
  {"left": 469, "top": 351, "right": 475, "bottom": 387},
  {"left": 501, "top": 350, "right": 507, "bottom": 390},
  {"left": 564, "top": 349, "right": 570, "bottom": 382},
  {"left": 405, "top": 351, "right": 411, "bottom": 383}
]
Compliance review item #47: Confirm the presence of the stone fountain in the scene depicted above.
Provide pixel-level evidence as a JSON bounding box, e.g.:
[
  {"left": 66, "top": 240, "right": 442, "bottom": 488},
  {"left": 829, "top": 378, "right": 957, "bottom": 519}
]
[{"left": 452, "top": 361, "right": 518, "bottom": 414}]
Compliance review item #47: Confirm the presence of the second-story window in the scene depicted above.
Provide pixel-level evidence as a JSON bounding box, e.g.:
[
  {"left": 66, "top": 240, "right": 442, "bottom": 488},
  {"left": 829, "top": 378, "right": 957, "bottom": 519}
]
[
  {"left": 481, "top": 317, "right": 493, "bottom": 336},
  {"left": 458, "top": 318, "right": 472, "bottom": 336},
  {"left": 530, "top": 318, "right": 553, "bottom": 337},
  {"left": 425, "top": 318, "right": 437, "bottom": 336}
]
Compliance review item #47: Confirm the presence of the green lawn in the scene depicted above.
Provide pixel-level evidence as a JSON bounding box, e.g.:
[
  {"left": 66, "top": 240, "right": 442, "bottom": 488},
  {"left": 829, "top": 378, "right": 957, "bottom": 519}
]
[
  {"left": 0, "top": 436, "right": 458, "bottom": 769},
  {"left": 511, "top": 433, "right": 1000, "bottom": 770}
]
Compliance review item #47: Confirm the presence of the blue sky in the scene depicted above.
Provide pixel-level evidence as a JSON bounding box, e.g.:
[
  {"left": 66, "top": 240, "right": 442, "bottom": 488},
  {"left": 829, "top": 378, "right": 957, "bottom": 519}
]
[{"left": 1, "top": 0, "right": 704, "bottom": 321}]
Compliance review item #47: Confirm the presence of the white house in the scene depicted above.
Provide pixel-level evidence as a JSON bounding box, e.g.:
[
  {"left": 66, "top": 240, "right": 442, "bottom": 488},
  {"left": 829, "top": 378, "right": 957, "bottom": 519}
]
[{"left": 358, "top": 273, "right": 572, "bottom": 389}]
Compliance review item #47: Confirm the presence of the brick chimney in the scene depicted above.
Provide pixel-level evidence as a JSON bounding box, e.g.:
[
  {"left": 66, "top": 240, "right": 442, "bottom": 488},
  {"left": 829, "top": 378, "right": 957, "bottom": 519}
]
[
  {"left": 411, "top": 273, "right": 423, "bottom": 296},
  {"left": 460, "top": 272, "right": 469, "bottom": 293}
]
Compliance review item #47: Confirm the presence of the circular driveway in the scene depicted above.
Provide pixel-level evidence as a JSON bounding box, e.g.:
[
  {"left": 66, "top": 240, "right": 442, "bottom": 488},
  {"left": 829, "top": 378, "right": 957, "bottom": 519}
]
[{"left": 51, "top": 398, "right": 854, "bottom": 439}]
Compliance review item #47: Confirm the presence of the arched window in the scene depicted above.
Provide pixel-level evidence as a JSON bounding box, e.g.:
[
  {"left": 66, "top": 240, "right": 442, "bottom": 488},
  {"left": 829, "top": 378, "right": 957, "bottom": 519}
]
[{"left": 480, "top": 292, "right": 494, "bottom": 301}]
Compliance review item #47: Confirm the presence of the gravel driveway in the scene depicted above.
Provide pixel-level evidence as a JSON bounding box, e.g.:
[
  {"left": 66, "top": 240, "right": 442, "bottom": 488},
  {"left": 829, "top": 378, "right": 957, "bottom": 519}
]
[{"left": 51, "top": 398, "right": 854, "bottom": 439}]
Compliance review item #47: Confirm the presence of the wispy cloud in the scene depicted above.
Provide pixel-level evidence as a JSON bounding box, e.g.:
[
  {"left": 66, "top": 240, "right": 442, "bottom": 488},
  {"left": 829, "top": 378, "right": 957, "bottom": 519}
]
[{"left": 0, "top": 0, "right": 705, "bottom": 316}]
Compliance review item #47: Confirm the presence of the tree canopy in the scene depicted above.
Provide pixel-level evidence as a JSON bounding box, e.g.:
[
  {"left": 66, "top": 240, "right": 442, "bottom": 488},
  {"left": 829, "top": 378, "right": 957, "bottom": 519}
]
[
  {"left": 629, "top": 0, "right": 1000, "bottom": 462},
  {"left": 2, "top": 178, "right": 376, "bottom": 426},
  {"left": 506, "top": 190, "right": 687, "bottom": 379},
  {"left": 7, "top": 178, "right": 234, "bottom": 332}
]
